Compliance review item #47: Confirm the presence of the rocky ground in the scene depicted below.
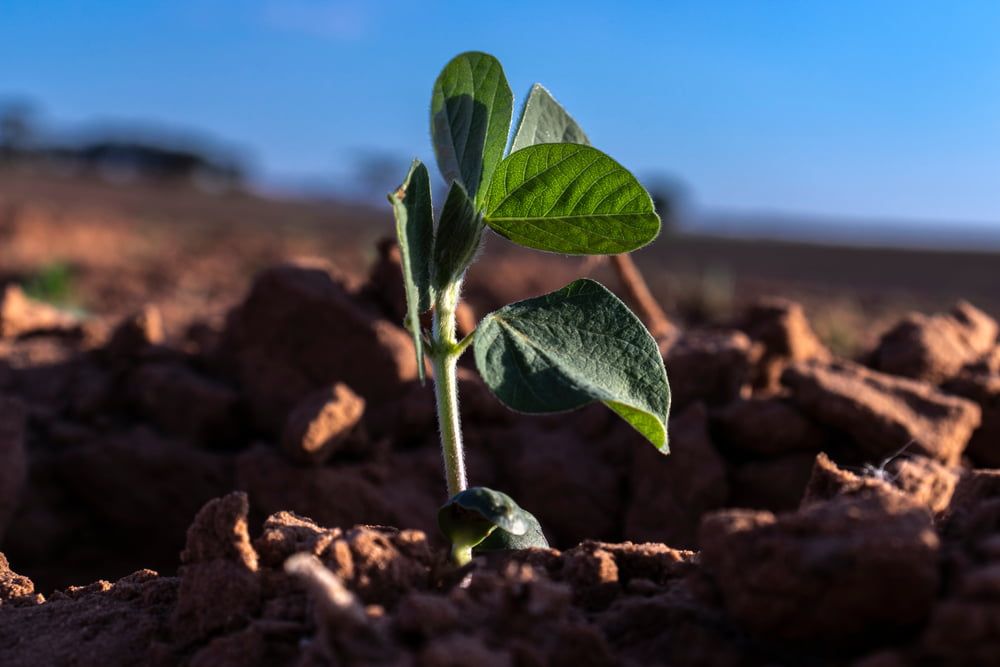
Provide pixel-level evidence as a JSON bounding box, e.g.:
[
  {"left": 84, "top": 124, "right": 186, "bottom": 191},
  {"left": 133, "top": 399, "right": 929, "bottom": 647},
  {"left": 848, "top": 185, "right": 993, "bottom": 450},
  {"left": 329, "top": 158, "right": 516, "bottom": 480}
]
[
  {"left": 1, "top": 174, "right": 1000, "bottom": 665},
  {"left": 0, "top": 230, "right": 998, "bottom": 665}
]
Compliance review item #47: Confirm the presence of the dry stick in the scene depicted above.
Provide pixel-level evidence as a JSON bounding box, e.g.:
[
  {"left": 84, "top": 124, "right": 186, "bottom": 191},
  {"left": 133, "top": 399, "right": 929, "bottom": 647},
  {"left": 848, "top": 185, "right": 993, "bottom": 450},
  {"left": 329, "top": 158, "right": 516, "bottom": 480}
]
[
  {"left": 284, "top": 553, "right": 368, "bottom": 625},
  {"left": 608, "top": 254, "right": 676, "bottom": 340},
  {"left": 284, "top": 553, "right": 390, "bottom": 661}
]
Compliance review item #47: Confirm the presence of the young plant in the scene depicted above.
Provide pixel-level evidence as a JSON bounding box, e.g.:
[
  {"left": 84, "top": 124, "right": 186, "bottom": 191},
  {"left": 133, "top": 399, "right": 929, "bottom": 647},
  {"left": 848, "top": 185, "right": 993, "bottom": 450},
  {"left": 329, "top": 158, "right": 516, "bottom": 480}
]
[{"left": 389, "top": 52, "right": 671, "bottom": 565}]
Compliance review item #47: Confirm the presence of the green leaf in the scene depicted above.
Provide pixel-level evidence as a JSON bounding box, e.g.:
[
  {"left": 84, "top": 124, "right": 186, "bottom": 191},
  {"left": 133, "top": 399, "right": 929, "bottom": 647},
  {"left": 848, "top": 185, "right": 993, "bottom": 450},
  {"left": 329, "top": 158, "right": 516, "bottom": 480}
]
[
  {"left": 476, "top": 510, "right": 548, "bottom": 552},
  {"left": 432, "top": 182, "right": 484, "bottom": 291},
  {"left": 438, "top": 487, "right": 548, "bottom": 563},
  {"left": 473, "top": 278, "right": 671, "bottom": 451},
  {"left": 482, "top": 143, "right": 660, "bottom": 255},
  {"left": 440, "top": 486, "right": 531, "bottom": 538},
  {"left": 388, "top": 160, "right": 434, "bottom": 382},
  {"left": 510, "top": 84, "right": 590, "bottom": 153},
  {"left": 431, "top": 52, "right": 513, "bottom": 206}
]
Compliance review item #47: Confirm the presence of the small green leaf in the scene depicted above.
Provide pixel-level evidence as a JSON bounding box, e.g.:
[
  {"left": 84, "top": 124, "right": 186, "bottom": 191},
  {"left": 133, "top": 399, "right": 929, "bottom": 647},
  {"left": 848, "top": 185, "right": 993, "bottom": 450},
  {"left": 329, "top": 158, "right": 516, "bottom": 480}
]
[
  {"left": 473, "top": 279, "right": 671, "bottom": 451},
  {"left": 482, "top": 143, "right": 660, "bottom": 255},
  {"left": 441, "top": 486, "right": 530, "bottom": 536},
  {"left": 432, "top": 182, "right": 484, "bottom": 291},
  {"left": 388, "top": 160, "right": 434, "bottom": 382},
  {"left": 431, "top": 52, "right": 513, "bottom": 205},
  {"left": 438, "top": 487, "right": 548, "bottom": 563},
  {"left": 510, "top": 84, "right": 590, "bottom": 153},
  {"left": 476, "top": 510, "right": 548, "bottom": 552}
]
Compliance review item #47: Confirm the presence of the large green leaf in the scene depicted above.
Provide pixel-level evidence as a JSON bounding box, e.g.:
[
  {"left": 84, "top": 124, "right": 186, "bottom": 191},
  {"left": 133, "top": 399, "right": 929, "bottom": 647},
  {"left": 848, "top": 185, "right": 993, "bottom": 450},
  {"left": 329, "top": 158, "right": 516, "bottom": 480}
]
[
  {"left": 482, "top": 143, "right": 660, "bottom": 255},
  {"left": 388, "top": 160, "right": 434, "bottom": 382},
  {"left": 431, "top": 52, "right": 513, "bottom": 205},
  {"left": 432, "top": 182, "right": 484, "bottom": 291},
  {"left": 473, "top": 278, "right": 671, "bottom": 451},
  {"left": 510, "top": 84, "right": 590, "bottom": 153}
]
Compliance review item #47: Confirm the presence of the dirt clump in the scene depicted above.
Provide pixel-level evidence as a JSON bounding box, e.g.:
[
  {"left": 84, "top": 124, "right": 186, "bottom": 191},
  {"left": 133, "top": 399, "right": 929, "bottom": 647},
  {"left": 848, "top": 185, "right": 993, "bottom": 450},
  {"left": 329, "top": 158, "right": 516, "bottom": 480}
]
[
  {"left": 943, "top": 370, "right": 1000, "bottom": 467},
  {"left": 782, "top": 358, "right": 980, "bottom": 465},
  {"left": 0, "top": 553, "right": 35, "bottom": 603},
  {"left": 624, "top": 404, "right": 728, "bottom": 549},
  {"left": 126, "top": 362, "right": 241, "bottom": 445},
  {"left": 219, "top": 260, "right": 418, "bottom": 433},
  {"left": 737, "top": 297, "right": 830, "bottom": 390},
  {"left": 970, "top": 345, "right": 1000, "bottom": 375},
  {"left": 918, "top": 469, "right": 1000, "bottom": 666},
  {"left": 494, "top": 422, "right": 622, "bottom": 546},
  {"left": 3, "top": 427, "right": 233, "bottom": 588},
  {"left": 104, "top": 305, "right": 165, "bottom": 358},
  {"left": 803, "top": 451, "right": 958, "bottom": 514},
  {"left": 887, "top": 455, "right": 961, "bottom": 514},
  {"left": 870, "top": 301, "right": 998, "bottom": 383},
  {"left": 281, "top": 383, "right": 366, "bottom": 465},
  {"left": 664, "top": 330, "right": 759, "bottom": 409},
  {"left": 942, "top": 468, "right": 1000, "bottom": 540},
  {"left": 728, "top": 451, "right": 819, "bottom": 512},
  {"left": 712, "top": 395, "right": 824, "bottom": 457},
  {"left": 802, "top": 451, "right": 900, "bottom": 504},
  {"left": 700, "top": 492, "right": 939, "bottom": 645},
  {"left": 0, "top": 285, "right": 80, "bottom": 340},
  {"left": 237, "top": 446, "right": 400, "bottom": 525},
  {"left": 171, "top": 492, "right": 260, "bottom": 645}
]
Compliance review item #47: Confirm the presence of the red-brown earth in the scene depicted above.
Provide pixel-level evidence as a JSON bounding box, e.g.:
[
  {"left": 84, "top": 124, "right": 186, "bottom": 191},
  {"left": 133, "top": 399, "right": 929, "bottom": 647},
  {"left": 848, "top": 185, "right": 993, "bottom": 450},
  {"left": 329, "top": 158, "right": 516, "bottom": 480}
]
[{"left": 1, "top": 173, "right": 1000, "bottom": 666}]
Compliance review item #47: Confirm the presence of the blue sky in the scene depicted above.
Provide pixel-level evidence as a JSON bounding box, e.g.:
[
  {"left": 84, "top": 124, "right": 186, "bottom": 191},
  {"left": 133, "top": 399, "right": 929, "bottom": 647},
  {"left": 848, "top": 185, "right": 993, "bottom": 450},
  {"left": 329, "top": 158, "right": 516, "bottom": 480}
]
[{"left": 2, "top": 0, "right": 999, "bottom": 226}]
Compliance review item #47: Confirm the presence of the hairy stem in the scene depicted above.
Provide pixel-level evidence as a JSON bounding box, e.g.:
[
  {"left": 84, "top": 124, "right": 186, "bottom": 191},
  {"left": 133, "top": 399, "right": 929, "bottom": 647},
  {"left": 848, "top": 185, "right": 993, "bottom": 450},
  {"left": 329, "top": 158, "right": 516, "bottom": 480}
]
[{"left": 431, "top": 281, "right": 468, "bottom": 498}]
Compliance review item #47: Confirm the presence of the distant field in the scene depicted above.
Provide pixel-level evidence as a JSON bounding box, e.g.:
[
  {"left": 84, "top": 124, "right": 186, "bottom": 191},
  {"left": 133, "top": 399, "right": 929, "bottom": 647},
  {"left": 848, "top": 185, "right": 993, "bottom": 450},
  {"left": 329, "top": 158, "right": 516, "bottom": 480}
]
[{"left": 2, "top": 170, "right": 996, "bottom": 356}]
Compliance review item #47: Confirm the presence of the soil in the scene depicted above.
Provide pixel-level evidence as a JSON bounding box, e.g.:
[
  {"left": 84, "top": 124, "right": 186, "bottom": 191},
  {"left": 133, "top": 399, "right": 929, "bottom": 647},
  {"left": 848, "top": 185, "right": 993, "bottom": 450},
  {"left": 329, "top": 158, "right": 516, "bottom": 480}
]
[{"left": 1, "top": 173, "right": 1000, "bottom": 666}]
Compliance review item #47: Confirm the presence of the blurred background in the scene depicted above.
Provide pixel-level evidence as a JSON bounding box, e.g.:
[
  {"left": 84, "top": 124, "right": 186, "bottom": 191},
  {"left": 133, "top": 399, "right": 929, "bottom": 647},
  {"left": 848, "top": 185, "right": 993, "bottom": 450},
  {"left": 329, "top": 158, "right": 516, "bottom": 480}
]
[{"left": 1, "top": 0, "right": 998, "bottom": 356}]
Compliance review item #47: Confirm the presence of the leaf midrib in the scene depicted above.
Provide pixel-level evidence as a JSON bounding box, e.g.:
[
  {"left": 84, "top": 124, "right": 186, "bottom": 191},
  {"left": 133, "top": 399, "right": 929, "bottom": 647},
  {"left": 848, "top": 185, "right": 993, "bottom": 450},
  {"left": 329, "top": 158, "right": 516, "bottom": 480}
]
[{"left": 486, "top": 148, "right": 584, "bottom": 213}]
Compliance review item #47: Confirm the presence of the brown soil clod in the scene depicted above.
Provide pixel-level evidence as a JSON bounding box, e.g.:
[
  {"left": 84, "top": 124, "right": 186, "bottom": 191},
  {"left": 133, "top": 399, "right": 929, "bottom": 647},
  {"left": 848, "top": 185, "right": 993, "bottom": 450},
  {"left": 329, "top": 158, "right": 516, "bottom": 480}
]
[
  {"left": 105, "top": 305, "right": 165, "bottom": 358},
  {"left": 803, "top": 451, "right": 959, "bottom": 514},
  {"left": 281, "top": 382, "right": 366, "bottom": 465},
  {"left": 664, "top": 330, "right": 759, "bottom": 409},
  {"left": 700, "top": 493, "right": 940, "bottom": 644},
  {"left": 782, "top": 358, "right": 981, "bottom": 465},
  {"left": 0, "top": 285, "right": 80, "bottom": 340},
  {"left": 219, "top": 260, "right": 419, "bottom": 432},
  {"left": 943, "top": 371, "right": 1000, "bottom": 467},
  {"left": 737, "top": 296, "right": 831, "bottom": 391},
  {"left": 870, "top": 301, "right": 998, "bottom": 384}
]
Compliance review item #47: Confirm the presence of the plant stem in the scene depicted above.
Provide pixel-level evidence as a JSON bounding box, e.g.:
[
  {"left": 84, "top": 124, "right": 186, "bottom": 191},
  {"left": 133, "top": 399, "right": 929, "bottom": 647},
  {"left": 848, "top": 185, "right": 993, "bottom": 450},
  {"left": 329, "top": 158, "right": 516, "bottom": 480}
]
[
  {"left": 431, "top": 281, "right": 468, "bottom": 498},
  {"left": 450, "top": 544, "right": 473, "bottom": 567}
]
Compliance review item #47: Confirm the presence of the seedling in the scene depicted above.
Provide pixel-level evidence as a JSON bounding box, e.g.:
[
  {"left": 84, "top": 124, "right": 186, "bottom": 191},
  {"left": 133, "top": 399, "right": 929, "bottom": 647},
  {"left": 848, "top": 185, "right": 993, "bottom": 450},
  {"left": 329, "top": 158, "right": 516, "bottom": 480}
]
[{"left": 389, "top": 52, "right": 671, "bottom": 564}]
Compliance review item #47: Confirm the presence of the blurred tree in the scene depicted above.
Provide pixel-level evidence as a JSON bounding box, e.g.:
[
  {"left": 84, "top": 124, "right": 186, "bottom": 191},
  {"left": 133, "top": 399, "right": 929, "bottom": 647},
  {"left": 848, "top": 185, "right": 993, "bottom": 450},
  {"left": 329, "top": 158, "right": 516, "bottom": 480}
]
[
  {"left": 642, "top": 174, "right": 689, "bottom": 235},
  {"left": 0, "top": 100, "right": 39, "bottom": 159},
  {"left": 351, "top": 149, "right": 410, "bottom": 203},
  {"left": 75, "top": 140, "right": 246, "bottom": 191}
]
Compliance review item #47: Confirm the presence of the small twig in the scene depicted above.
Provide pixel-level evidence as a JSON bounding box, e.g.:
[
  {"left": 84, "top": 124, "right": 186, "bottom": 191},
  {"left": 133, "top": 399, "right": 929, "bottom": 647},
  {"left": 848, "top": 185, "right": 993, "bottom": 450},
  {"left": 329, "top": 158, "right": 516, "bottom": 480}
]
[
  {"left": 284, "top": 553, "right": 397, "bottom": 663},
  {"left": 609, "top": 254, "right": 676, "bottom": 340},
  {"left": 284, "top": 553, "right": 367, "bottom": 627}
]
